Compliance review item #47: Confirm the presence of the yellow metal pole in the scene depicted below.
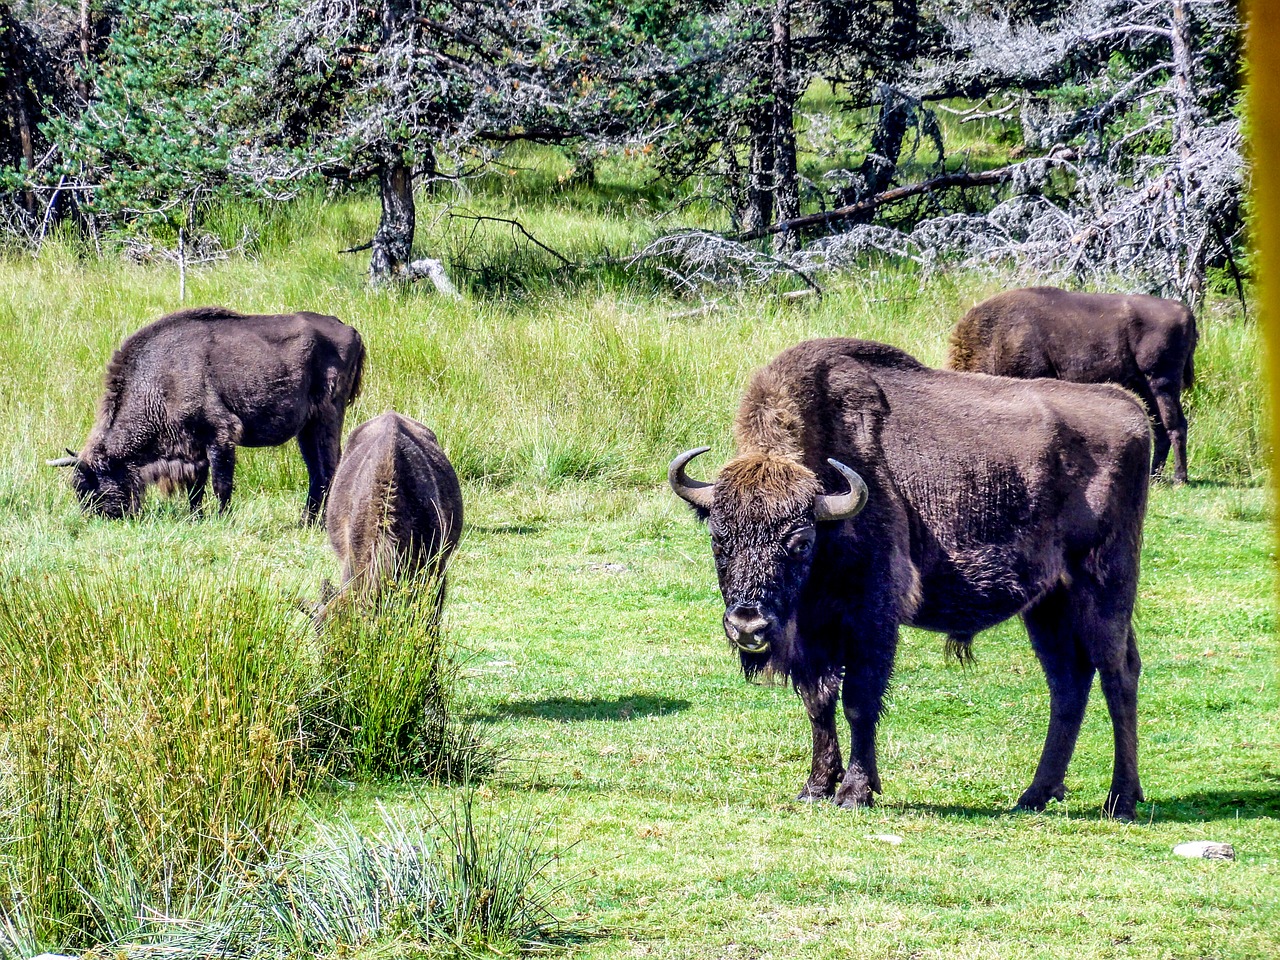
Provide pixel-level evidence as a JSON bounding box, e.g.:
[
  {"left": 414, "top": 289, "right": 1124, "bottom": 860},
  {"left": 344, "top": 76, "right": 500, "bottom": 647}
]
[{"left": 1248, "top": 5, "right": 1280, "bottom": 520}]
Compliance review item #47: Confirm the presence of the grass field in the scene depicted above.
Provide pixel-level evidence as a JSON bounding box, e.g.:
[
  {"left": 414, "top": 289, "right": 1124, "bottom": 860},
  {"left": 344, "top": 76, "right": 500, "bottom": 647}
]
[{"left": 0, "top": 185, "right": 1274, "bottom": 958}]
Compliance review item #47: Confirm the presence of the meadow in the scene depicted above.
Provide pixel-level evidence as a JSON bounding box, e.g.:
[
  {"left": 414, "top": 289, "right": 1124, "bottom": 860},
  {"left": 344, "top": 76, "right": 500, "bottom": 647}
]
[{"left": 0, "top": 170, "right": 1274, "bottom": 958}]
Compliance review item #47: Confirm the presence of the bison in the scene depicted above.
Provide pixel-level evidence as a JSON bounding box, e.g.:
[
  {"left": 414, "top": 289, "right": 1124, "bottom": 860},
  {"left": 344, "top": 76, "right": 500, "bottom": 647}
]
[
  {"left": 670, "top": 337, "right": 1151, "bottom": 819},
  {"left": 948, "top": 286, "right": 1197, "bottom": 483},
  {"left": 317, "top": 411, "right": 464, "bottom": 621},
  {"left": 49, "top": 306, "right": 365, "bottom": 520}
]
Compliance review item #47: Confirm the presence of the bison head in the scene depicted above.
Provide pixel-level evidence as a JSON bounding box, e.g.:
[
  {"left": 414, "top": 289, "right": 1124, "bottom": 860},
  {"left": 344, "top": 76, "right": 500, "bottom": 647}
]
[
  {"left": 669, "top": 447, "right": 867, "bottom": 663},
  {"left": 48, "top": 451, "right": 142, "bottom": 519}
]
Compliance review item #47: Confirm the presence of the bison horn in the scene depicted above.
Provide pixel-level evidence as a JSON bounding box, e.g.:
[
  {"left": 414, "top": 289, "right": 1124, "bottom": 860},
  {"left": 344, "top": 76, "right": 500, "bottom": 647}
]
[
  {"left": 46, "top": 449, "right": 80, "bottom": 467},
  {"left": 813, "top": 458, "right": 868, "bottom": 522},
  {"left": 668, "top": 447, "right": 716, "bottom": 510}
]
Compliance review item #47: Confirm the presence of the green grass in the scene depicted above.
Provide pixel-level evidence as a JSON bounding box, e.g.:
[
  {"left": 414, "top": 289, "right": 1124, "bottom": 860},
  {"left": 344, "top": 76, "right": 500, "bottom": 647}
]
[{"left": 0, "top": 182, "right": 1272, "bottom": 958}]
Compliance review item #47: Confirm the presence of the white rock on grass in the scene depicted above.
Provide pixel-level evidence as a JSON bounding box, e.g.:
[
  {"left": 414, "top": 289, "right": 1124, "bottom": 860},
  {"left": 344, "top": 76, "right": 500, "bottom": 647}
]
[
  {"left": 868, "top": 833, "right": 904, "bottom": 845},
  {"left": 1173, "top": 840, "right": 1236, "bottom": 860}
]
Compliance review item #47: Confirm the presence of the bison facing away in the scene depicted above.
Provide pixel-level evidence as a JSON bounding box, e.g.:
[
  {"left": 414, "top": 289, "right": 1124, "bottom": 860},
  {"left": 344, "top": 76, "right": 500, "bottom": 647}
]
[
  {"left": 50, "top": 306, "right": 365, "bottom": 520},
  {"left": 318, "top": 412, "right": 464, "bottom": 621},
  {"left": 671, "top": 338, "right": 1151, "bottom": 819},
  {"left": 948, "top": 286, "right": 1197, "bottom": 483}
]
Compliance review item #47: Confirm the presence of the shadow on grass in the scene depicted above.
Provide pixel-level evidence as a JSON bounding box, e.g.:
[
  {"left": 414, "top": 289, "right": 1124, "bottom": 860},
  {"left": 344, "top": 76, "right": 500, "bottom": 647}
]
[
  {"left": 475, "top": 694, "right": 691, "bottom": 723},
  {"left": 1147, "top": 788, "right": 1280, "bottom": 822},
  {"left": 899, "top": 788, "right": 1280, "bottom": 823}
]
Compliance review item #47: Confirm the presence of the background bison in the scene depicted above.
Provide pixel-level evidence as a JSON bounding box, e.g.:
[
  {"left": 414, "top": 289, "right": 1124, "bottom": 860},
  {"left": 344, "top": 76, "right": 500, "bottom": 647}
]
[
  {"left": 318, "top": 411, "right": 464, "bottom": 621},
  {"left": 49, "top": 306, "right": 365, "bottom": 519},
  {"left": 672, "top": 337, "right": 1151, "bottom": 819},
  {"left": 948, "top": 286, "right": 1197, "bottom": 483}
]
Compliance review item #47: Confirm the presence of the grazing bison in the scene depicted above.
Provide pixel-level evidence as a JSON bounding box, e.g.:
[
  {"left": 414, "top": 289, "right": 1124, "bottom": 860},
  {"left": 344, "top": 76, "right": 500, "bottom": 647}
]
[
  {"left": 670, "top": 338, "right": 1151, "bottom": 819},
  {"left": 317, "top": 411, "right": 463, "bottom": 621},
  {"left": 49, "top": 306, "right": 365, "bottom": 520},
  {"left": 948, "top": 286, "right": 1197, "bottom": 483}
]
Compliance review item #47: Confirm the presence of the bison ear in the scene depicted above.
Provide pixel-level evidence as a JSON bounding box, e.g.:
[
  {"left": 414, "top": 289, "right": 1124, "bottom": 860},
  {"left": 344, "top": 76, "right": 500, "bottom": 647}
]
[
  {"left": 669, "top": 447, "right": 716, "bottom": 513},
  {"left": 813, "top": 458, "right": 868, "bottom": 522}
]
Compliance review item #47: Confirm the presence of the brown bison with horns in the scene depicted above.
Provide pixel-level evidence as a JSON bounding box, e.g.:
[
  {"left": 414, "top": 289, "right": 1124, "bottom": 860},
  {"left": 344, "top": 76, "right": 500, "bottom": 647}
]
[
  {"left": 948, "top": 286, "right": 1197, "bottom": 483},
  {"left": 671, "top": 338, "right": 1151, "bottom": 819},
  {"left": 49, "top": 307, "right": 365, "bottom": 520},
  {"left": 317, "top": 411, "right": 464, "bottom": 621}
]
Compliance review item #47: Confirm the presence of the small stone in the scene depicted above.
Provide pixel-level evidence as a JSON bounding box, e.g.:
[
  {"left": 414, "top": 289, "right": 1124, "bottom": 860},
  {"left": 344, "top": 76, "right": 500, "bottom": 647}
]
[
  {"left": 868, "top": 833, "right": 903, "bottom": 845},
  {"left": 1173, "top": 840, "right": 1235, "bottom": 860}
]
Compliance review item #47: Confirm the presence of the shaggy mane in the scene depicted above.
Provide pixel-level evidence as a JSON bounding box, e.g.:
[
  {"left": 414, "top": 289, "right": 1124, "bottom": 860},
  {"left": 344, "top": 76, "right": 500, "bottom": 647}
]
[
  {"left": 733, "top": 366, "right": 805, "bottom": 458},
  {"left": 716, "top": 453, "right": 821, "bottom": 520}
]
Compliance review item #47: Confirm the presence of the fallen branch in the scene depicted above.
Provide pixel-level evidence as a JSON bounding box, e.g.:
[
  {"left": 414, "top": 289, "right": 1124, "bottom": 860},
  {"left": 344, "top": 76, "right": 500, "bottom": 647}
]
[
  {"left": 735, "top": 154, "right": 1075, "bottom": 242},
  {"left": 450, "top": 213, "right": 572, "bottom": 266}
]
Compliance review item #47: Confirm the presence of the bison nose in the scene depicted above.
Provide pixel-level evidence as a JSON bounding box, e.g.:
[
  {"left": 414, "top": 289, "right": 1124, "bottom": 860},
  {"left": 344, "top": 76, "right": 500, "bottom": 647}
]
[{"left": 725, "top": 605, "right": 772, "bottom": 653}]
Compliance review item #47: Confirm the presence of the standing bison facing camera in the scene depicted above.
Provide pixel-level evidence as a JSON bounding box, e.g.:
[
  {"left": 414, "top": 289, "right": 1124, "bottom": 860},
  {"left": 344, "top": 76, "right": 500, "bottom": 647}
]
[
  {"left": 671, "top": 338, "right": 1151, "bottom": 819},
  {"left": 948, "top": 287, "right": 1197, "bottom": 483},
  {"left": 317, "top": 412, "right": 464, "bottom": 623},
  {"left": 49, "top": 307, "right": 365, "bottom": 520}
]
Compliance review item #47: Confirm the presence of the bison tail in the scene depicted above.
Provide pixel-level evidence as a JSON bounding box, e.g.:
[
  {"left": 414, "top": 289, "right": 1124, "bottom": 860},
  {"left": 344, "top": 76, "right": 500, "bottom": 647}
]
[
  {"left": 1183, "top": 311, "right": 1197, "bottom": 390},
  {"left": 349, "top": 334, "right": 367, "bottom": 404},
  {"left": 944, "top": 632, "right": 976, "bottom": 666}
]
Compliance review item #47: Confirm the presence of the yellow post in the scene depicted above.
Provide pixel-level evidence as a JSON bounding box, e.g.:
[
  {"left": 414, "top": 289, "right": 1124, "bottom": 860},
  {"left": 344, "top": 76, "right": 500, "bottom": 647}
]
[{"left": 1248, "top": 5, "right": 1280, "bottom": 517}]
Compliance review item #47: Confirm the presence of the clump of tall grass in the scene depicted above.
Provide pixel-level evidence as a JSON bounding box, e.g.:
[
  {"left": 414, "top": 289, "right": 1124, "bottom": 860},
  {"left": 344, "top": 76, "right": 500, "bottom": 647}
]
[
  {"left": 235, "top": 796, "right": 578, "bottom": 958},
  {"left": 315, "top": 571, "right": 495, "bottom": 781},
  {"left": 0, "top": 567, "right": 317, "bottom": 950}
]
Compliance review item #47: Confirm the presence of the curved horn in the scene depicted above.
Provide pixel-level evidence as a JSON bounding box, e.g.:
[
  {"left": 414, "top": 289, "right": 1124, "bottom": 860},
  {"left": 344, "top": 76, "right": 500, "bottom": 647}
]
[
  {"left": 668, "top": 447, "right": 716, "bottom": 510},
  {"left": 46, "top": 451, "right": 80, "bottom": 467},
  {"left": 813, "top": 458, "right": 868, "bottom": 522}
]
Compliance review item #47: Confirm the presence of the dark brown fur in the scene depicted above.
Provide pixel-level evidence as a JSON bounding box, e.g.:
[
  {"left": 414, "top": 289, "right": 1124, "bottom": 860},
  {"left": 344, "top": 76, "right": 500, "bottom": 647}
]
[
  {"left": 318, "top": 412, "right": 464, "bottom": 621},
  {"left": 59, "top": 306, "right": 364, "bottom": 520},
  {"left": 948, "top": 286, "right": 1197, "bottom": 483},
  {"left": 675, "top": 337, "right": 1151, "bottom": 819}
]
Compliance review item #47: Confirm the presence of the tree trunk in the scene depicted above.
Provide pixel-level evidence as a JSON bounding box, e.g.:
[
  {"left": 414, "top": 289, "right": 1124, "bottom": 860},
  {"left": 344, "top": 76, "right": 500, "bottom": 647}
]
[
  {"left": 1169, "top": 0, "right": 1203, "bottom": 305},
  {"left": 771, "top": 0, "right": 798, "bottom": 232},
  {"left": 740, "top": 109, "right": 775, "bottom": 235},
  {"left": 0, "top": 10, "right": 37, "bottom": 216},
  {"left": 368, "top": 145, "right": 415, "bottom": 282}
]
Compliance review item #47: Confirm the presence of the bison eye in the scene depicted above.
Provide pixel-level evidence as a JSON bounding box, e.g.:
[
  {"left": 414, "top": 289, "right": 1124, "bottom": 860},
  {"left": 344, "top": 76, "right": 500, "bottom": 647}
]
[
  {"left": 710, "top": 540, "right": 725, "bottom": 559},
  {"left": 785, "top": 528, "right": 815, "bottom": 558}
]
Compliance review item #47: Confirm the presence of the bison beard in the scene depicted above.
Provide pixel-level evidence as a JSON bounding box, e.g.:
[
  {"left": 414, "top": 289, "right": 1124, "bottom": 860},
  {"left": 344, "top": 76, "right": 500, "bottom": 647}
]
[{"left": 672, "top": 337, "right": 1151, "bottom": 820}]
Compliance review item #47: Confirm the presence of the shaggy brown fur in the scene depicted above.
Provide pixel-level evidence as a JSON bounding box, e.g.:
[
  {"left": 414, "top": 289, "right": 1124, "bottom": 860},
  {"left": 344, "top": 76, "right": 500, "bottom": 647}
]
[
  {"left": 948, "top": 286, "right": 1197, "bottom": 483},
  {"left": 317, "top": 412, "right": 463, "bottom": 623},
  {"left": 673, "top": 336, "right": 1151, "bottom": 819},
  {"left": 57, "top": 306, "right": 365, "bottom": 520}
]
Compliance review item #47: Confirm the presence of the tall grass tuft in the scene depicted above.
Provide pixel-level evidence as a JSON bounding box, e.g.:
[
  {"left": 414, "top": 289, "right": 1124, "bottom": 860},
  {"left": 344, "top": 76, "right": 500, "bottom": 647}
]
[
  {"left": 0, "top": 567, "right": 316, "bottom": 950},
  {"left": 316, "top": 571, "right": 494, "bottom": 781},
  {"left": 243, "top": 796, "right": 578, "bottom": 959}
]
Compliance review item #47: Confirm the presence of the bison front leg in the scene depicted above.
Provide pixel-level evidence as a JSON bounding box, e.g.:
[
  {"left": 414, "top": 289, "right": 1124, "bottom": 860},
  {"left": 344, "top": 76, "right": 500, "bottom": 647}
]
[
  {"left": 835, "top": 653, "right": 892, "bottom": 809},
  {"left": 187, "top": 459, "right": 210, "bottom": 514},
  {"left": 210, "top": 445, "right": 236, "bottom": 513},
  {"left": 796, "top": 676, "right": 843, "bottom": 801}
]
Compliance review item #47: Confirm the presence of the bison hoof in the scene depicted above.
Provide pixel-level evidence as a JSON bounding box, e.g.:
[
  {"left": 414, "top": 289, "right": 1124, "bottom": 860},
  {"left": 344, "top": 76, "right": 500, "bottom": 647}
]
[
  {"left": 1104, "top": 790, "right": 1140, "bottom": 822},
  {"left": 834, "top": 776, "right": 873, "bottom": 810},
  {"left": 797, "top": 780, "right": 837, "bottom": 802},
  {"left": 1015, "top": 783, "right": 1066, "bottom": 812}
]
